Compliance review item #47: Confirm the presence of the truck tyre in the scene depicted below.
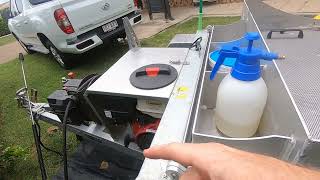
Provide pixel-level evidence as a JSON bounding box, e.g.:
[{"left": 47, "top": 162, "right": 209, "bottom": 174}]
[{"left": 46, "top": 41, "right": 73, "bottom": 69}]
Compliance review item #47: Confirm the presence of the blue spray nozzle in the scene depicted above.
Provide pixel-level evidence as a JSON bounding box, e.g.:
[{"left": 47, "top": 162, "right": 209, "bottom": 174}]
[
  {"left": 210, "top": 32, "right": 281, "bottom": 81},
  {"left": 261, "top": 52, "right": 279, "bottom": 60},
  {"left": 245, "top": 32, "right": 260, "bottom": 52}
]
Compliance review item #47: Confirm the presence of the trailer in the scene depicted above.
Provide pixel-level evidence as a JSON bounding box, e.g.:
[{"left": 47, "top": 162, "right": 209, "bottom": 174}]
[{"left": 16, "top": 1, "right": 320, "bottom": 179}]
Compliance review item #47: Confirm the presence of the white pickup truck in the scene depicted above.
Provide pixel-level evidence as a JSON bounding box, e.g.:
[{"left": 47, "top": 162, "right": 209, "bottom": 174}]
[{"left": 8, "top": 0, "right": 142, "bottom": 69}]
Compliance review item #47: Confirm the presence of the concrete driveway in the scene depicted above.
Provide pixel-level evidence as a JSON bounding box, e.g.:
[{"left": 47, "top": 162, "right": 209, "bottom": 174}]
[
  {"left": 264, "top": 0, "right": 320, "bottom": 14},
  {"left": 134, "top": 0, "right": 320, "bottom": 39},
  {"left": 0, "top": 41, "right": 25, "bottom": 64},
  {"left": 134, "top": 2, "right": 243, "bottom": 39}
]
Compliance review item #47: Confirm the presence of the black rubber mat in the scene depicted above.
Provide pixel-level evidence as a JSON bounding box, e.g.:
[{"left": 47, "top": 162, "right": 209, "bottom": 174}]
[
  {"left": 130, "top": 64, "right": 178, "bottom": 90},
  {"left": 52, "top": 139, "right": 143, "bottom": 180}
]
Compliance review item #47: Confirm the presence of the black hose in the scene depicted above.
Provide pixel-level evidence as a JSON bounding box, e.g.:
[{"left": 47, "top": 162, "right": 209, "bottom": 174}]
[
  {"left": 63, "top": 100, "right": 73, "bottom": 180},
  {"left": 60, "top": 75, "right": 100, "bottom": 180},
  {"left": 32, "top": 124, "right": 47, "bottom": 180},
  {"left": 77, "top": 75, "right": 100, "bottom": 93},
  {"left": 35, "top": 120, "right": 63, "bottom": 157}
]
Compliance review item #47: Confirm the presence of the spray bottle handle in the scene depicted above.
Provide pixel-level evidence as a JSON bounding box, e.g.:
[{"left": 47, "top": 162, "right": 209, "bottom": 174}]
[{"left": 210, "top": 49, "right": 238, "bottom": 80}]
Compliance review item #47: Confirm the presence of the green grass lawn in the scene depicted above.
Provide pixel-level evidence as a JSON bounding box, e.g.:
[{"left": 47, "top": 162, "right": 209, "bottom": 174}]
[
  {"left": 0, "top": 16, "right": 239, "bottom": 179},
  {"left": 0, "top": 34, "right": 16, "bottom": 46},
  {"left": 141, "top": 16, "right": 240, "bottom": 47}
]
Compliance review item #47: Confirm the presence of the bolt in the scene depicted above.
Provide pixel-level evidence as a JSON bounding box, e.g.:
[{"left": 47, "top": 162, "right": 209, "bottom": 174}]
[
  {"left": 162, "top": 173, "right": 168, "bottom": 179},
  {"left": 171, "top": 173, "right": 177, "bottom": 179}
]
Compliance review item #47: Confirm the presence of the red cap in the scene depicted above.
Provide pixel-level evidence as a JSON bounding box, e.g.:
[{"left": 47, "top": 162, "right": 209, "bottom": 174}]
[
  {"left": 68, "top": 72, "right": 76, "bottom": 79},
  {"left": 146, "top": 67, "right": 160, "bottom": 77}
]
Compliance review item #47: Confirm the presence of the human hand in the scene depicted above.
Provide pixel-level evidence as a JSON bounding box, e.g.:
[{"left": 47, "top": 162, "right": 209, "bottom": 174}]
[{"left": 144, "top": 143, "right": 320, "bottom": 180}]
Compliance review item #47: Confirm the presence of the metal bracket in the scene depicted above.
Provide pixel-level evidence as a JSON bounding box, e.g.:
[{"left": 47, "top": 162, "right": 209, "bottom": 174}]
[
  {"left": 166, "top": 161, "right": 187, "bottom": 180},
  {"left": 123, "top": 17, "right": 140, "bottom": 49},
  {"left": 30, "top": 88, "right": 38, "bottom": 103},
  {"left": 16, "top": 87, "right": 38, "bottom": 108}
]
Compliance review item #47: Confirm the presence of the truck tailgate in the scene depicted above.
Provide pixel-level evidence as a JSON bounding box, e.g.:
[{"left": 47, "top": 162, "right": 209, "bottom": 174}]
[{"left": 58, "top": 0, "right": 134, "bottom": 33}]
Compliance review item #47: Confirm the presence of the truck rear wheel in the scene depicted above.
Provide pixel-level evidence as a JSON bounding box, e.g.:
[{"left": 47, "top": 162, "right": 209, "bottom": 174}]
[{"left": 46, "top": 41, "right": 73, "bottom": 69}]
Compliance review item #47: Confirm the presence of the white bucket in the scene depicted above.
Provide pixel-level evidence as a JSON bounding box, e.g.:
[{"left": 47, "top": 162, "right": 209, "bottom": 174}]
[{"left": 136, "top": 99, "right": 167, "bottom": 119}]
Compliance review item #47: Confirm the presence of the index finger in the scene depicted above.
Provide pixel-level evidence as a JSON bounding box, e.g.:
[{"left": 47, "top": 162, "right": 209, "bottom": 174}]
[{"left": 144, "top": 143, "right": 202, "bottom": 167}]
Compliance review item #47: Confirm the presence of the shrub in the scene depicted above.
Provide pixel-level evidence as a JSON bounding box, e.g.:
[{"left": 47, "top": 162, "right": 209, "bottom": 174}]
[
  {"left": 0, "top": 8, "right": 11, "bottom": 36},
  {"left": 0, "top": 17, "right": 10, "bottom": 36},
  {"left": 0, "top": 144, "right": 29, "bottom": 172},
  {"left": 0, "top": 8, "right": 10, "bottom": 23}
]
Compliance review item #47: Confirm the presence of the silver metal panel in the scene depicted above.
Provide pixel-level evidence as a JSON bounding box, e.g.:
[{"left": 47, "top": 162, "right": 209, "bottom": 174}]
[
  {"left": 245, "top": 0, "right": 320, "bottom": 141},
  {"left": 212, "top": 20, "right": 247, "bottom": 42},
  {"left": 263, "top": 30, "right": 320, "bottom": 141},
  {"left": 190, "top": 1, "right": 309, "bottom": 163},
  {"left": 136, "top": 31, "right": 210, "bottom": 180},
  {"left": 193, "top": 132, "right": 292, "bottom": 158},
  {"left": 192, "top": 71, "right": 299, "bottom": 160},
  {"left": 123, "top": 17, "right": 140, "bottom": 49},
  {"left": 243, "top": 1, "right": 314, "bottom": 163},
  {"left": 245, "top": 0, "right": 313, "bottom": 31},
  {"left": 86, "top": 48, "right": 189, "bottom": 100},
  {"left": 242, "top": 0, "right": 309, "bottom": 148},
  {"left": 299, "top": 140, "right": 320, "bottom": 168},
  {"left": 168, "top": 34, "right": 196, "bottom": 48}
]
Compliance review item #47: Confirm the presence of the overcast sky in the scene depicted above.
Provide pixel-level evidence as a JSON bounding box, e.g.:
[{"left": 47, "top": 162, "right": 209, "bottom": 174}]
[{"left": 0, "top": 0, "right": 9, "bottom": 4}]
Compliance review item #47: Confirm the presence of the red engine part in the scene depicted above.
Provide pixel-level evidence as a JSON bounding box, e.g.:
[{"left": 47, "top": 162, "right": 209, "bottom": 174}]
[{"left": 131, "top": 119, "right": 160, "bottom": 139}]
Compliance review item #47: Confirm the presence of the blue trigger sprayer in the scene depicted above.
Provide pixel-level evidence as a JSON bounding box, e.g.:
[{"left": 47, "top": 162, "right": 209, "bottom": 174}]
[{"left": 209, "top": 32, "right": 284, "bottom": 138}]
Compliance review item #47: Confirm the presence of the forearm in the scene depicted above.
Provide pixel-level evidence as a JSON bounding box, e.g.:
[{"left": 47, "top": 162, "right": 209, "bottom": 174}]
[
  {"left": 289, "top": 164, "right": 320, "bottom": 180},
  {"left": 257, "top": 154, "right": 320, "bottom": 180},
  {"left": 144, "top": 142, "right": 320, "bottom": 180},
  {"left": 207, "top": 147, "right": 320, "bottom": 180}
]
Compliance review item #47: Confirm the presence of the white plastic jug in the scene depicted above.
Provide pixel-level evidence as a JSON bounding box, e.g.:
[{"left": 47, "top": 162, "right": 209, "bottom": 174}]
[
  {"left": 209, "top": 32, "right": 282, "bottom": 138},
  {"left": 215, "top": 74, "right": 267, "bottom": 137}
]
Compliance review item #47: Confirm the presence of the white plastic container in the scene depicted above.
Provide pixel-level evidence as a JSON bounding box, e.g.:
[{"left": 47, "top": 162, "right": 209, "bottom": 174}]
[
  {"left": 209, "top": 32, "right": 280, "bottom": 138},
  {"left": 136, "top": 99, "right": 166, "bottom": 119},
  {"left": 214, "top": 74, "right": 268, "bottom": 137}
]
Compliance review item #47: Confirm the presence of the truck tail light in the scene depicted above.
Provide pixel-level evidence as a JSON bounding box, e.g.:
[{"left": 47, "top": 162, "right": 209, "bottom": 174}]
[
  {"left": 54, "top": 8, "right": 74, "bottom": 34},
  {"left": 134, "top": 0, "right": 138, "bottom": 8}
]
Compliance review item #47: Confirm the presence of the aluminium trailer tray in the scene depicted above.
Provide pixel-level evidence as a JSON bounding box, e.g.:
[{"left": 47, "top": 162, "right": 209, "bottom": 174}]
[
  {"left": 20, "top": 1, "right": 320, "bottom": 178},
  {"left": 137, "top": 1, "right": 320, "bottom": 179}
]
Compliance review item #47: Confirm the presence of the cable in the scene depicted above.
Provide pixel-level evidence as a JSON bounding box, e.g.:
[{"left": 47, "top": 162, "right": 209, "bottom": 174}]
[
  {"left": 35, "top": 120, "right": 63, "bottom": 157},
  {"left": 77, "top": 74, "right": 100, "bottom": 93},
  {"left": 63, "top": 100, "right": 74, "bottom": 180},
  {"left": 87, "top": 75, "right": 100, "bottom": 88},
  {"left": 190, "top": 37, "right": 202, "bottom": 51}
]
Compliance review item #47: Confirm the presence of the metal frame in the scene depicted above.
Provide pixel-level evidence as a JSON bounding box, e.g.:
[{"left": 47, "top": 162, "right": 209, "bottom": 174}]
[
  {"left": 123, "top": 16, "right": 140, "bottom": 49},
  {"left": 15, "top": 1, "right": 320, "bottom": 179},
  {"left": 15, "top": 96, "right": 145, "bottom": 160},
  {"left": 136, "top": 29, "right": 211, "bottom": 180}
]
